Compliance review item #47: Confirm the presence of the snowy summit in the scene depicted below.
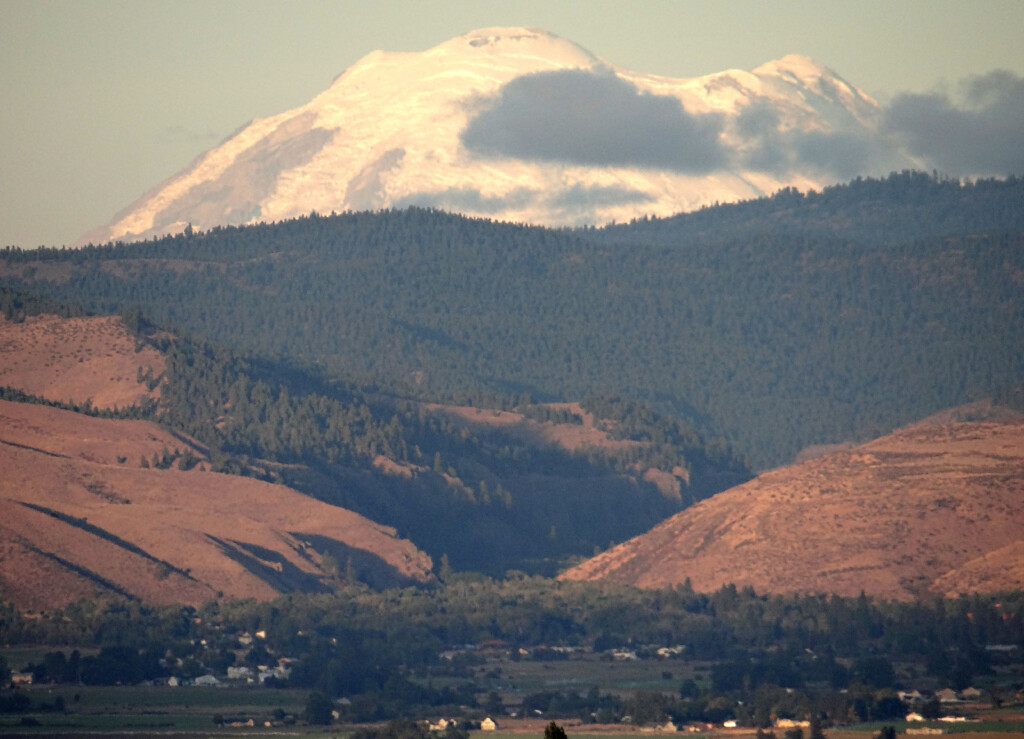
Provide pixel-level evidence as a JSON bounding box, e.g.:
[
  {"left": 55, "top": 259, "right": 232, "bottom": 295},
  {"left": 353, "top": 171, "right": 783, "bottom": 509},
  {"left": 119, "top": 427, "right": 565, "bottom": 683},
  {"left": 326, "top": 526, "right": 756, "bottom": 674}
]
[{"left": 79, "top": 27, "right": 918, "bottom": 245}]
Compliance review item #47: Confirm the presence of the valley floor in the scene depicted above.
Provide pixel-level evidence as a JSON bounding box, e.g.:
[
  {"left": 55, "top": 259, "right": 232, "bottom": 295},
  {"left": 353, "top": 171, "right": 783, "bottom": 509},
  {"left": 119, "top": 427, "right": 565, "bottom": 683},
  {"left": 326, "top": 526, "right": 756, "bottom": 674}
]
[{"left": 2, "top": 681, "right": 1023, "bottom": 738}]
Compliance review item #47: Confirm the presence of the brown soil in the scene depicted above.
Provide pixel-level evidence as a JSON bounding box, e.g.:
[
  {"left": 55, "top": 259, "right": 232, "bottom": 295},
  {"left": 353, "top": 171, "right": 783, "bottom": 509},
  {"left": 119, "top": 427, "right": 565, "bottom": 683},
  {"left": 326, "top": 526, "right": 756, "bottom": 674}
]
[
  {"left": 0, "top": 314, "right": 164, "bottom": 409},
  {"left": 561, "top": 419, "right": 1024, "bottom": 601},
  {"left": 0, "top": 400, "right": 433, "bottom": 611}
]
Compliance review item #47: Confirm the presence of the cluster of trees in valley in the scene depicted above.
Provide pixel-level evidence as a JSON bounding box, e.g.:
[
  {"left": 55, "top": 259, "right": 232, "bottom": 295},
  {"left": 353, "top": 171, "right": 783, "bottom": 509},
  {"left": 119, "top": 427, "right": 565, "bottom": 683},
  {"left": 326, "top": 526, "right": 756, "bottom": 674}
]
[{"left": 2, "top": 580, "right": 1022, "bottom": 727}]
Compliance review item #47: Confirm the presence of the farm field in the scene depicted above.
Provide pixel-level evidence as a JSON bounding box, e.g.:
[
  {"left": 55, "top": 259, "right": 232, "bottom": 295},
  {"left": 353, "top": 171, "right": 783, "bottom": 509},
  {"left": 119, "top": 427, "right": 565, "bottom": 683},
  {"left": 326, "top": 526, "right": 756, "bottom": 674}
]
[
  {"left": 0, "top": 683, "right": 307, "bottom": 735},
  {"left": 470, "top": 655, "right": 704, "bottom": 697},
  {"left": 2, "top": 683, "right": 1024, "bottom": 737}
]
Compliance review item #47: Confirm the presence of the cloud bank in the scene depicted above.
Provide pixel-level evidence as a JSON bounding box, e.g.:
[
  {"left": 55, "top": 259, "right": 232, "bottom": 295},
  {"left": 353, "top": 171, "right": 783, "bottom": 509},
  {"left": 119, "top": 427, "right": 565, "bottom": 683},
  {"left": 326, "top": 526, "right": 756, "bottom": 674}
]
[
  {"left": 461, "top": 68, "right": 1024, "bottom": 183},
  {"left": 461, "top": 68, "right": 727, "bottom": 174},
  {"left": 394, "top": 184, "right": 654, "bottom": 223},
  {"left": 883, "top": 70, "right": 1024, "bottom": 177},
  {"left": 734, "top": 101, "right": 895, "bottom": 180}
]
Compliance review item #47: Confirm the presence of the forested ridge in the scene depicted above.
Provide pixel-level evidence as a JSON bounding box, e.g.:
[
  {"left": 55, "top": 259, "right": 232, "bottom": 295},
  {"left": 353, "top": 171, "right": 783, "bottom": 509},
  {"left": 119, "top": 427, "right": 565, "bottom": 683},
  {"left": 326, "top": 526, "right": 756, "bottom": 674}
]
[
  {"left": 1, "top": 171, "right": 1022, "bottom": 469},
  {"left": 591, "top": 171, "right": 1024, "bottom": 247},
  {"left": 149, "top": 330, "right": 748, "bottom": 575}
]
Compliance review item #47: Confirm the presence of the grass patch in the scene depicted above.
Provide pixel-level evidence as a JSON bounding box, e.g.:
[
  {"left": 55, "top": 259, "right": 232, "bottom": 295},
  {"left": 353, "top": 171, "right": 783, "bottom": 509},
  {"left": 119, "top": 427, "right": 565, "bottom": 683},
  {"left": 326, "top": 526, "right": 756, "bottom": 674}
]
[
  {"left": 480, "top": 656, "right": 700, "bottom": 697},
  {"left": 0, "top": 684, "right": 310, "bottom": 735}
]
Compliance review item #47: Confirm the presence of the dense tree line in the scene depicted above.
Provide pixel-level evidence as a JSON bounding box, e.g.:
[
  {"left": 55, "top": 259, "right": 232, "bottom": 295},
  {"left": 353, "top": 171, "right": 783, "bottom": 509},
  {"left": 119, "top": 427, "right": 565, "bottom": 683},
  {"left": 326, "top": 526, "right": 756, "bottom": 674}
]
[
  {"left": 0, "top": 286, "right": 90, "bottom": 322},
  {"left": 2, "top": 173, "right": 1021, "bottom": 468},
  {"left": 0, "top": 385, "right": 156, "bottom": 419},
  {"left": 592, "top": 171, "right": 1024, "bottom": 249}
]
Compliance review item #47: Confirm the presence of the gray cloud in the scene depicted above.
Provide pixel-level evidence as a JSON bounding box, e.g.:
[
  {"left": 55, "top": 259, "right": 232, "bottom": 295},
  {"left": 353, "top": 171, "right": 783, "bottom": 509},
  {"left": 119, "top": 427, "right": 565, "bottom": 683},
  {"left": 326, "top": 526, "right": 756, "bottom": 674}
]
[
  {"left": 547, "top": 184, "right": 655, "bottom": 208},
  {"left": 734, "top": 101, "right": 896, "bottom": 180},
  {"left": 882, "top": 70, "right": 1024, "bottom": 176},
  {"left": 395, "top": 184, "right": 654, "bottom": 223},
  {"left": 461, "top": 68, "right": 728, "bottom": 173},
  {"left": 394, "top": 187, "right": 539, "bottom": 214},
  {"left": 544, "top": 184, "right": 657, "bottom": 226},
  {"left": 734, "top": 103, "right": 790, "bottom": 173},
  {"left": 791, "top": 130, "right": 881, "bottom": 181}
]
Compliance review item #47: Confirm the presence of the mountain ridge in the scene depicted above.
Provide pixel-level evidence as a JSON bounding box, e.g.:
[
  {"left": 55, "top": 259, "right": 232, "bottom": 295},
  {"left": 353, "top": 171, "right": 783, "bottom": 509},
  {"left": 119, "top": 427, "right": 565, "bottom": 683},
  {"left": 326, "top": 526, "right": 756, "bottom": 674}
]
[
  {"left": 10, "top": 174, "right": 1024, "bottom": 470},
  {"left": 77, "top": 27, "right": 912, "bottom": 245}
]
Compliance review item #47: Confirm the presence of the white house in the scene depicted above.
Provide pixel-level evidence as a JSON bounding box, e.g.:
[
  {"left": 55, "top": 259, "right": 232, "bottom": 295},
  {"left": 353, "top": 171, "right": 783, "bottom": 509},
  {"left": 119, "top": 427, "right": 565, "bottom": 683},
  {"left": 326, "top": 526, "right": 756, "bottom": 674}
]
[{"left": 258, "top": 666, "right": 291, "bottom": 683}]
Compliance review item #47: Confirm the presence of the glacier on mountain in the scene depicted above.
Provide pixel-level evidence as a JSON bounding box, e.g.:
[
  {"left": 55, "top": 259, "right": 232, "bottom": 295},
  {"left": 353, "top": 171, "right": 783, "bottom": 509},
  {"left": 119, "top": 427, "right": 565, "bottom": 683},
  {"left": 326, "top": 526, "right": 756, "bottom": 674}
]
[{"left": 78, "top": 27, "right": 918, "bottom": 245}]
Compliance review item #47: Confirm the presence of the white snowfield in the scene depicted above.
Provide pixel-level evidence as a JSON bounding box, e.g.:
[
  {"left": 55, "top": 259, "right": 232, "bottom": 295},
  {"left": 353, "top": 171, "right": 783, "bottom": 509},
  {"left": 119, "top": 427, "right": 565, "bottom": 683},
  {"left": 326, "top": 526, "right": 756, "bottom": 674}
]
[{"left": 78, "top": 27, "right": 919, "bottom": 245}]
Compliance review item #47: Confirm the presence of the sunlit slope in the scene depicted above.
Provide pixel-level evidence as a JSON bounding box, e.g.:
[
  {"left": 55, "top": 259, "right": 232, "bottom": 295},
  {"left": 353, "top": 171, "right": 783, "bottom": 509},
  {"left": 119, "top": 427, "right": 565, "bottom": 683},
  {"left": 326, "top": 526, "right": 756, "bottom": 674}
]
[
  {"left": 0, "top": 400, "right": 434, "bottom": 610},
  {"left": 561, "top": 415, "right": 1024, "bottom": 601}
]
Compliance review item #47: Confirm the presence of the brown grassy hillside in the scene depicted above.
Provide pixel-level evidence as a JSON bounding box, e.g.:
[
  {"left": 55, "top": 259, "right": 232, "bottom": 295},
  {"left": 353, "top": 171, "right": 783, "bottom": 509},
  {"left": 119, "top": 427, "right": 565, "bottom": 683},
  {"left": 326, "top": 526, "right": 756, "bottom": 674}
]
[
  {"left": 0, "top": 314, "right": 163, "bottom": 409},
  {"left": 0, "top": 400, "right": 433, "bottom": 610},
  {"left": 560, "top": 419, "right": 1024, "bottom": 601}
]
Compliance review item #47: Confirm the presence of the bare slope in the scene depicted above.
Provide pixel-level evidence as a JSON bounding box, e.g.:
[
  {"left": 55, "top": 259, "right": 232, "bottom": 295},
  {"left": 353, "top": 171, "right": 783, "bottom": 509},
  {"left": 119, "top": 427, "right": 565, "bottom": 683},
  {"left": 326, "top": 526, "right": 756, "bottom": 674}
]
[
  {"left": 0, "top": 314, "right": 163, "bottom": 410},
  {"left": 560, "top": 418, "right": 1024, "bottom": 600},
  {"left": 0, "top": 400, "right": 433, "bottom": 610}
]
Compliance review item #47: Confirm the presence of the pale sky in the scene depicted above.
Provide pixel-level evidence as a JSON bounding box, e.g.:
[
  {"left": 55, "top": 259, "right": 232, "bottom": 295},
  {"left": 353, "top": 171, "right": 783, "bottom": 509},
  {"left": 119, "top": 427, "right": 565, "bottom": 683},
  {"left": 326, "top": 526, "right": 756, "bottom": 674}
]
[{"left": 2, "top": 0, "right": 1022, "bottom": 248}]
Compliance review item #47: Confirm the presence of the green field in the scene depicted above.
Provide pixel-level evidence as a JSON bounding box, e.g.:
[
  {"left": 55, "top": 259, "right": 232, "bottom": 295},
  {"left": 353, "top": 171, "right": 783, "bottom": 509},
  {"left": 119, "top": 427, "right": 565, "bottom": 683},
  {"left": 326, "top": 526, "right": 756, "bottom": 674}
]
[
  {"left": 0, "top": 683, "right": 310, "bottom": 735},
  {"left": 470, "top": 655, "right": 706, "bottom": 702}
]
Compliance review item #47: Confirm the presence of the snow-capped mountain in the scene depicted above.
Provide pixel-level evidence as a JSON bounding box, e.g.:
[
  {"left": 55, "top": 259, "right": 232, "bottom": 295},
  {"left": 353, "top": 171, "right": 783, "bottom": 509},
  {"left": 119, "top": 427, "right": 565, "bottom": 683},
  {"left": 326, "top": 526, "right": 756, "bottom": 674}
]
[{"left": 79, "top": 27, "right": 918, "bottom": 245}]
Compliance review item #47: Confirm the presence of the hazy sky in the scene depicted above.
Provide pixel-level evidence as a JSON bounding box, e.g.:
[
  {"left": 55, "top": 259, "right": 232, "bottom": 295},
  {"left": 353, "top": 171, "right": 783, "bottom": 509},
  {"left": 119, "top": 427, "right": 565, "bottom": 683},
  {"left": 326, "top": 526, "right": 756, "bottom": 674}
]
[{"left": 3, "top": 0, "right": 1023, "bottom": 248}]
